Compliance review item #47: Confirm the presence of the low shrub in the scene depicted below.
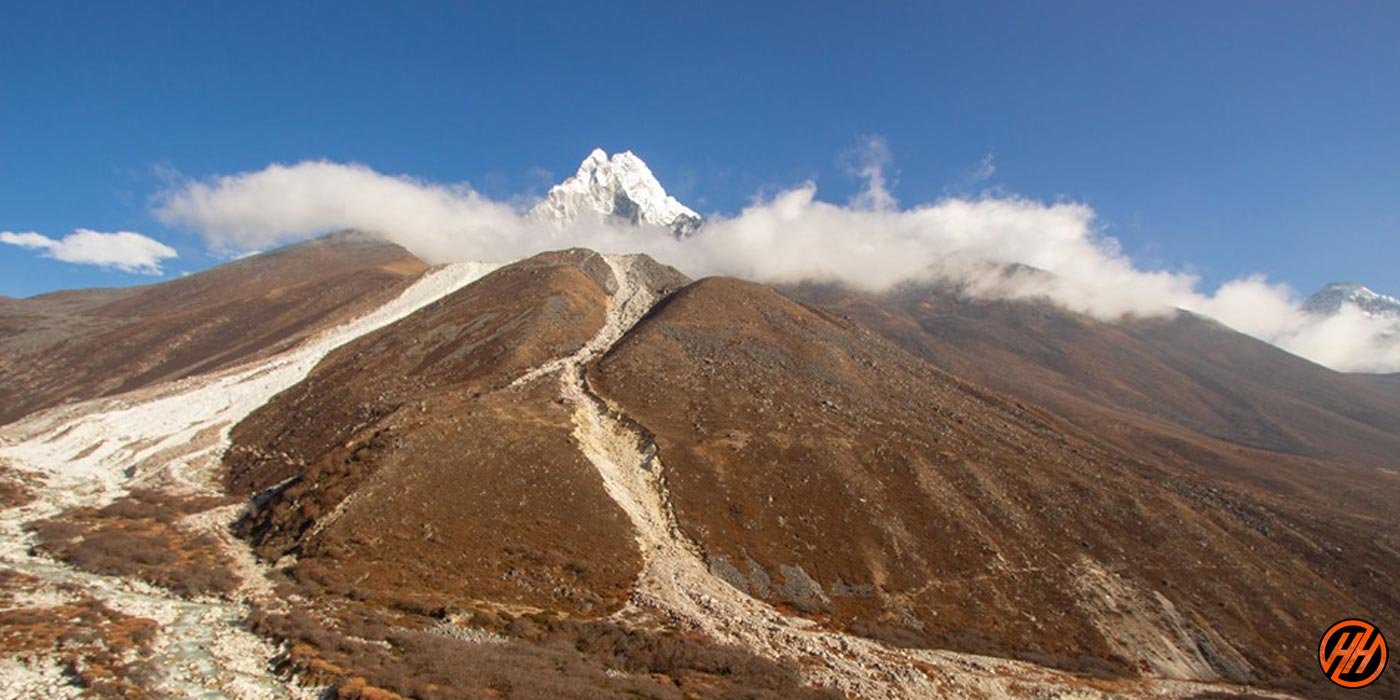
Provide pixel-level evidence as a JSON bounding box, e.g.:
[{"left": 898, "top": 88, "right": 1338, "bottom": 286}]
[
  {"left": 28, "top": 490, "right": 242, "bottom": 597},
  {"left": 246, "top": 594, "right": 843, "bottom": 700}
]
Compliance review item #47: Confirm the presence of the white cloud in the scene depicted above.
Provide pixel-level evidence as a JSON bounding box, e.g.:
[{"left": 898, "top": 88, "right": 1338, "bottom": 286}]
[
  {"left": 840, "top": 135, "right": 898, "bottom": 212},
  {"left": 968, "top": 153, "right": 996, "bottom": 183},
  {"left": 0, "top": 231, "right": 55, "bottom": 250},
  {"left": 150, "top": 152, "right": 1400, "bottom": 373},
  {"left": 1, "top": 229, "right": 177, "bottom": 274},
  {"left": 1186, "top": 278, "right": 1400, "bottom": 372},
  {"left": 152, "top": 161, "right": 523, "bottom": 263}
]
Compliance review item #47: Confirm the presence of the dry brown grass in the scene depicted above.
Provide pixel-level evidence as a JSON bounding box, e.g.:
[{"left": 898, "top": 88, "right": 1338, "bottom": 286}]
[
  {"left": 29, "top": 490, "right": 242, "bottom": 597},
  {"left": 246, "top": 579, "right": 843, "bottom": 700}
]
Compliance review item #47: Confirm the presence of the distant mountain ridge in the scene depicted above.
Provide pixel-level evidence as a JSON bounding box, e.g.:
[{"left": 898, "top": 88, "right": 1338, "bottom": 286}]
[{"left": 1303, "top": 281, "right": 1400, "bottom": 318}]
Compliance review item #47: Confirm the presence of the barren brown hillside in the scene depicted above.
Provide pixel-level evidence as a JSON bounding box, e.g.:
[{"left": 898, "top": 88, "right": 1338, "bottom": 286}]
[
  {"left": 220, "top": 252, "right": 850, "bottom": 698},
  {"left": 1364, "top": 372, "right": 1400, "bottom": 394},
  {"left": 782, "top": 282, "right": 1400, "bottom": 519},
  {"left": 0, "top": 231, "right": 427, "bottom": 425},
  {"left": 225, "top": 250, "right": 689, "bottom": 615},
  {"left": 206, "top": 249, "right": 1397, "bottom": 698},
  {"left": 593, "top": 276, "right": 1399, "bottom": 698}
]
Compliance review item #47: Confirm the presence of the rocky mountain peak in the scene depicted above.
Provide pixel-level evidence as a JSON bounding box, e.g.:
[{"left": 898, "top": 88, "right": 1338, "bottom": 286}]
[
  {"left": 528, "top": 149, "right": 702, "bottom": 238},
  {"left": 1303, "top": 281, "right": 1400, "bottom": 318}
]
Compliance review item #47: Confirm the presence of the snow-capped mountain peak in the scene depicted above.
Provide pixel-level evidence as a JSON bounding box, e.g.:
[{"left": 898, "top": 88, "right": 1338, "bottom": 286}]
[
  {"left": 1303, "top": 282, "right": 1400, "bottom": 319},
  {"left": 529, "top": 149, "right": 702, "bottom": 238}
]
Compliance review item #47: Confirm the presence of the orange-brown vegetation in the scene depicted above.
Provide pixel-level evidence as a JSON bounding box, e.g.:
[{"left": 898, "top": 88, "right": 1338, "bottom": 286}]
[
  {"left": 0, "top": 570, "right": 158, "bottom": 698},
  {"left": 29, "top": 490, "right": 242, "bottom": 597},
  {"left": 247, "top": 582, "right": 840, "bottom": 700}
]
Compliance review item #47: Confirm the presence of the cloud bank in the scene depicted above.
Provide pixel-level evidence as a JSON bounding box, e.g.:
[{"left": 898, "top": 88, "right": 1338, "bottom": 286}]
[
  {"left": 151, "top": 155, "right": 1400, "bottom": 373},
  {"left": 1, "top": 229, "right": 177, "bottom": 274},
  {"left": 153, "top": 162, "right": 522, "bottom": 263}
]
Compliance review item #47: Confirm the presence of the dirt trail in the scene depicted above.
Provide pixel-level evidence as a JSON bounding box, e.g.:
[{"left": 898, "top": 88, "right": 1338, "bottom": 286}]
[
  {"left": 528, "top": 255, "right": 1296, "bottom": 700},
  {"left": 0, "top": 262, "right": 500, "bottom": 699}
]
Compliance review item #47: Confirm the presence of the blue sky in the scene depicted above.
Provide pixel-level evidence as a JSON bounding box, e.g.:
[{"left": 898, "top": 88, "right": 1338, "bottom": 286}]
[{"left": 1, "top": 1, "right": 1397, "bottom": 298}]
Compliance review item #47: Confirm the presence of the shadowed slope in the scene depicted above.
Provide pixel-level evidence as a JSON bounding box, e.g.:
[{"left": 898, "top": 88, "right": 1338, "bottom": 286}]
[{"left": 1361, "top": 372, "right": 1400, "bottom": 394}]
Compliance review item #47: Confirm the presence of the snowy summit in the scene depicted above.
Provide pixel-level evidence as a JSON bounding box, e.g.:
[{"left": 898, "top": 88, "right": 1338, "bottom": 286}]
[
  {"left": 529, "top": 149, "right": 702, "bottom": 238},
  {"left": 1303, "top": 282, "right": 1400, "bottom": 319}
]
